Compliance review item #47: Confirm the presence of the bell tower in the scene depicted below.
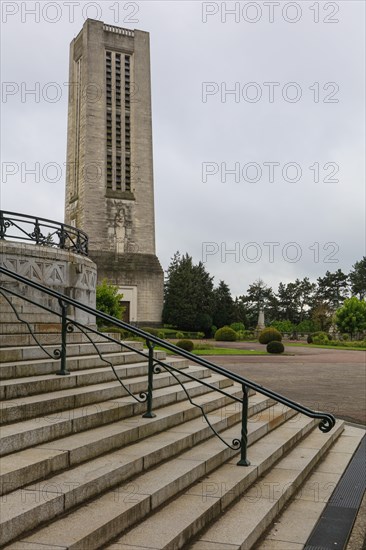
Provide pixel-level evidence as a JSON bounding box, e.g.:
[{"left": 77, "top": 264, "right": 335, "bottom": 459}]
[{"left": 65, "top": 19, "right": 163, "bottom": 325}]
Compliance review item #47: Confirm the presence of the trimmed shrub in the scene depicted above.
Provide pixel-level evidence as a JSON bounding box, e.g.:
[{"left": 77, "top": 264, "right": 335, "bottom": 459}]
[
  {"left": 176, "top": 339, "right": 194, "bottom": 352},
  {"left": 309, "top": 339, "right": 365, "bottom": 348},
  {"left": 312, "top": 331, "right": 330, "bottom": 345},
  {"left": 307, "top": 335, "right": 313, "bottom": 344},
  {"left": 266, "top": 341, "right": 285, "bottom": 354},
  {"left": 258, "top": 327, "right": 282, "bottom": 345},
  {"left": 342, "top": 333, "right": 350, "bottom": 341},
  {"left": 175, "top": 331, "right": 184, "bottom": 339},
  {"left": 181, "top": 331, "right": 205, "bottom": 340},
  {"left": 141, "top": 327, "right": 160, "bottom": 337},
  {"left": 158, "top": 328, "right": 178, "bottom": 338},
  {"left": 230, "top": 322, "right": 245, "bottom": 332},
  {"left": 215, "top": 326, "right": 238, "bottom": 342}
]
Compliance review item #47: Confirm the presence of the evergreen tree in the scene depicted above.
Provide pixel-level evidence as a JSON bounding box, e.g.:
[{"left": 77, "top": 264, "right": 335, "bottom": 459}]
[
  {"left": 296, "top": 277, "right": 317, "bottom": 322},
  {"left": 349, "top": 257, "right": 366, "bottom": 299},
  {"left": 277, "top": 278, "right": 316, "bottom": 324},
  {"left": 212, "top": 280, "right": 234, "bottom": 328},
  {"left": 239, "top": 279, "right": 278, "bottom": 328},
  {"left": 316, "top": 269, "right": 349, "bottom": 310},
  {"left": 231, "top": 297, "right": 249, "bottom": 327},
  {"left": 163, "top": 252, "right": 214, "bottom": 332},
  {"left": 277, "top": 282, "right": 299, "bottom": 323}
]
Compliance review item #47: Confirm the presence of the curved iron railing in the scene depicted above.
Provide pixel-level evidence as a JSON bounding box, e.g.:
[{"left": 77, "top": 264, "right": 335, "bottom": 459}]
[
  {"left": 0, "top": 210, "right": 88, "bottom": 256},
  {"left": 0, "top": 266, "right": 336, "bottom": 465}
]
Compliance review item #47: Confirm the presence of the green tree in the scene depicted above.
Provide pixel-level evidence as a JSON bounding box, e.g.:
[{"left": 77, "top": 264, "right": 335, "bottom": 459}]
[
  {"left": 335, "top": 297, "right": 366, "bottom": 339},
  {"left": 212, "top": 280, "right": 234, "bottom": 328},
  {"left": 163, "top": 252, "right": 214, "bottom": 333},
  {"left": 270, "top": 320, "right": 294, "bottom": 334},
  {"left": 295, "top": 277, "right": 317, "bottom": 322},
  {"left": 316, "top": 269, "right": 349, "bottom": 310},
  {"left": 240, "top": 279, "right": 278, "bottom": 328},
  {"left": 349, "top": 257, "right": 366, "bottom": 299},
  {"left": 96, "top": 279, "right": 124, "bottom": 327},
  {"left": 296, "top": 319, "right": 316, "bottom": 334},
  {"left": 277, "top": 278, "right": 316, "bottom": 324},
  {"left": 231, "top": 297, "right": 249, "bottom": 327},
  {"left": 311, "top": 302, "right": 333, "bottom": 332},
  {"left": 277, "top": 282, "right": 300, "bottom": 324}
]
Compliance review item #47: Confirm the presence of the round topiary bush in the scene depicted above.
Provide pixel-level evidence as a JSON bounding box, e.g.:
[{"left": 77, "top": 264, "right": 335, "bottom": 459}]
[
  {"left": 312, "top": 331, "right": 330, "bottom": 345},
  {"left": 266, "top": 341, "right": 285, "bottom": 354},
  {"left": 175, "top": 331, "right": 184, "bottom": 339},
  {"left": 214, "top": 326, "right": 237, "bottom": 342},
  {"left": 176, "top": 339, "right": 194, "bottom": 352},
  {"left": 258, "top": 327, "right": 282, "bottom": 345}
]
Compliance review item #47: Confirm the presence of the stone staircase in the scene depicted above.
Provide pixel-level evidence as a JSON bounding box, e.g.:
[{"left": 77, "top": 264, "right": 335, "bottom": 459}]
[{"left": 0, "top": 326, "right": 364, "bottom": 550}]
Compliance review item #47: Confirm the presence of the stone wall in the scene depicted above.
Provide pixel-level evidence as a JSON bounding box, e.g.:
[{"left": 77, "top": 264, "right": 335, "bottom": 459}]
[
  {"left": 0, "top": 241, "right": 97, "bottom": 327},
  {"left": 92, "top": 251, "right": 163, "bottom": 326}
]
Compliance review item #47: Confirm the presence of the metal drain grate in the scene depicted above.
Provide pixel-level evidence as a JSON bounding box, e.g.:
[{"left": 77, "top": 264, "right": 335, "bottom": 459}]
[{"left": 304, "top": 435, "right": 366, "bottom": 550}]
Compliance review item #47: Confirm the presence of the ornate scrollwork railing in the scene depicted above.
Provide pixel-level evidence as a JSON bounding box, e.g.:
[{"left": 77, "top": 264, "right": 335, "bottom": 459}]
[
  {"left": 0, "top": 266, "right": 336, "bottom": 466},
  {"left": 0, "top": 210, "right": 88, "bottom": 256}
]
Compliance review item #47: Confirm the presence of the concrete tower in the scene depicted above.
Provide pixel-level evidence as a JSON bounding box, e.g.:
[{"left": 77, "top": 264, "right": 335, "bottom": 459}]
[{"left": 65, "top": 19, "right": 163, "bottom": 325}]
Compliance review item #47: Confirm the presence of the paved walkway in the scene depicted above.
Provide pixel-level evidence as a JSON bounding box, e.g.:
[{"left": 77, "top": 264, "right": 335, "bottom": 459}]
[{"left": 199, "top": 342, "right": 366, "bottom": 425}]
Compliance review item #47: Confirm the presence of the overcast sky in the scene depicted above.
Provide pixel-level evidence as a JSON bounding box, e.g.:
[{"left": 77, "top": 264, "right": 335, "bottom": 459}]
[{"left": 1, "top": 1, "right": 365, "bottom": 296}]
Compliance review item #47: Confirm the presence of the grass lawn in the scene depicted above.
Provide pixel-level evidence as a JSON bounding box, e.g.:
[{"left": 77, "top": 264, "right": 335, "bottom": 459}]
[
  {"left": 155, "top": 346, "right": 266, "bottom": 356},
  {"left": 286, "top": 343, "right": 366, "bottom": 351}
]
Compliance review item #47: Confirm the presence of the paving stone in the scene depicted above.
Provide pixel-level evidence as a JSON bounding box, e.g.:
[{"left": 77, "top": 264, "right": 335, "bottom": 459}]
[{"left": 259, "top": 498, "right": 326, "bottom": 545}]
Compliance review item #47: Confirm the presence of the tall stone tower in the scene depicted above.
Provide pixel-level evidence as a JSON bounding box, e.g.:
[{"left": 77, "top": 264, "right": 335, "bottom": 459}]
[{"left": 65, "top": 19, "right": 163, "bottom": 325}]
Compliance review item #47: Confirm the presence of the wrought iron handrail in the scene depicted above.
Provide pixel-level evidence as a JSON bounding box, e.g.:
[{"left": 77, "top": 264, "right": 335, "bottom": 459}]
[
  {"left": 0, "top": 266, "right": 336, "bottom": 465},
  {"left": 0, "top": 210, "right": 88, "bottom": 256}
]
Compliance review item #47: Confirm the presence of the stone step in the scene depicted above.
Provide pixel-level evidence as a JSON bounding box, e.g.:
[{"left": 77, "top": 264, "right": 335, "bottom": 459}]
[
  {"left": 0, "top": 345, "right": 155, "bottom": 379},
  {"left": 0, "top": 322, "right": 62, "bottom": 336},
  {"left": 0, "top": 382, "right": 248, "bottom": 495},
  {"left": 0, "top": 373, "right": 239, "bottom": 456},
  {"left": 253, "top": 424, "right": 365, "bottom": 549},
  {"left": 108, "top": 420, "right": 344, "bottom": 550},
  {"left": 0, "top": 339, "right": 142, "bottom": 364},
  {"left": 0, "top": 312, "right": 60, "bottom": 324},
  {"left": 1, "top": 401, "right": 298, "bottom": 548},
  {"left": 0, "top": 329, "right": 119, "bottom": 347},
  {"left": 0, "top": 357, "right": 193, "bottom": 424},
  {"left": 0, "top": 351, "right": 179, "bottom": 399},
  {"left": 0, "top": 301, "right": 61, "bottom": 315}
]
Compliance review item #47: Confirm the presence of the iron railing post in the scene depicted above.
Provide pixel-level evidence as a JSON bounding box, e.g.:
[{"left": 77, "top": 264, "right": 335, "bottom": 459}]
[
  {"left": 143, "top": 339, "right": 156, "bottom": 418},
  {"left": 56, "top": 299, "right": 70, "bottom": 376},
  {"left": 59, "top": 224, "right": 66, "bottom": 249},
  {"left": 0, "top": 211, "right": 5, "bottom": 239},
  {"left": 237, "top": 384, "right": 250, "bottom": 466}
]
